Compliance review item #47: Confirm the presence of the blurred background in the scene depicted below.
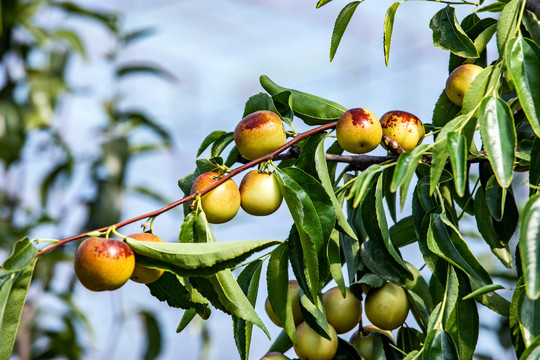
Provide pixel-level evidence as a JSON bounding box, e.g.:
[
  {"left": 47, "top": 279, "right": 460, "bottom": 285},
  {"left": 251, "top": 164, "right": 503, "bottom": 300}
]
[{"left": 0, "top": 0, "right": 515, "bottom": 359}]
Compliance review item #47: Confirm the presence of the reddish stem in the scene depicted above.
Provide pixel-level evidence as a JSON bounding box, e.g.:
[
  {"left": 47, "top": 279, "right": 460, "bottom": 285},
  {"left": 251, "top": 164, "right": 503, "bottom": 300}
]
[{"left": 35, "top": 121, "right": 338, "bottom": 257}]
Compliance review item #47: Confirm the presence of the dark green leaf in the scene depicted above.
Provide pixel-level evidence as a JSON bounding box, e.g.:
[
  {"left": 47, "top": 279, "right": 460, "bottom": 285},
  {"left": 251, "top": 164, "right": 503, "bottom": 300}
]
[
  {"left": 432, "top": 90, "right": 461, "bottom": 128},
  {"left": 333, "top": 337, "right": 362, "bottom": 359},
  {"left": 461, "top": 64, "right": 501, "bottom": 116},
  {"left": 429, "top": 6, "right": 478, "bottom": 58},
  {"left": 210, "top": 132, "right": 234, "bottom": 158},
  {"left": 485, "top": 175, "right": 505, "bottom": 221},
  {"left": 1, "top": 238, "right": 37, "bottom": 272},
  {"left": 260, "top": 75, "right": 347, "bottom": 125},
  {"left": 116, "top": 63, "right": 176, "bottom": 81},
  {"left": 520, "top": 335, "right": 540, "bottom": 359},
  {"left": 462, "top": 283, "right": 505, "bottom": 300},
  {"left": 519, "top": 193, "right": 540, "bottom": 299},
  {"left": 447, "top": 132, "right": 467, "bottom": 197},
  {"left": 510, "top": 277, "right": 527, "bottom": 357},
  {"left": 479, "top": 96, "right": 516, "bottom": 188},
  {"left": 299, "top": 294, "right": 332, "bottom": 340},
  {"left": 523, "top": 10, "right": 540, "bottom": 45},
  {"left": 383, "top": 2, "right": 401, "bottom": 66},
  {"left": 0, "top": 261, "right": 36, "bottom": 360},
  {"left": 121, "top": 27, "right": 156, "bottom": 45},
  {"left": 423, "top": 329, "right": 459, "bottom": 360},
  {"left": 140, "top": 311, "right": 162, "bottom": 360},
  {"left": 404, "top": 262, "right": 433, "bottom": 332},
  {"left": 327, "top": 229, "right": 346, "bottom": 295},
  {"left": 176, "top": 309, "right": 197, "bottom": 333},
  {"left": 390, "top": 216, "right": 417, "bottom": 248},
  {"left": 397, "top": 327, "right": 425, "bottom": 354},
  {"left": 330, "top": 1, "right": 363, "bottom": 61},
  {"left": 530, "top": 138, "right": 540, "bottom": 196},
  {"left": 496, "top": 0, "right": 521, "bottom": 55},
  {"left": 197, "top": 130, "right": 227, "bottom": 157},
  {"left": 505, "top": 36, "right": 540, "bottom": 138},
  {"left": 243, "top": 92, "right": 276, "bottom": 117}
]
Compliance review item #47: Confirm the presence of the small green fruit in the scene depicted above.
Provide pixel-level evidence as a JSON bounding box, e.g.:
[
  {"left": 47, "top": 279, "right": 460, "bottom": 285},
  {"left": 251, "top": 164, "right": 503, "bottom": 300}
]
[
  {"left": 294, "top": 322, "right": 338, "bottom": 360},
  {"left": 240, "top": 170, "right": 282, "bottom": 216},
  {"left": 322, "top": 286, "right": 362, "bottom": 334},
  {"left": 364, "top": 282, "right": 409, "bottom": 330}
]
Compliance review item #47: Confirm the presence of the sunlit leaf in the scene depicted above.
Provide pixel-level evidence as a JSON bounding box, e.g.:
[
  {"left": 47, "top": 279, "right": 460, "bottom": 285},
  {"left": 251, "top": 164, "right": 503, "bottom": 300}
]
[
  {"left": 383, "top": 2, "right": 402, "bottom": 66},
  {"left": 429, "top": 5, "right": 478, "bottom": 58},
  {"left": 519, "top": 194, "right": 540, "bottom": 299}
]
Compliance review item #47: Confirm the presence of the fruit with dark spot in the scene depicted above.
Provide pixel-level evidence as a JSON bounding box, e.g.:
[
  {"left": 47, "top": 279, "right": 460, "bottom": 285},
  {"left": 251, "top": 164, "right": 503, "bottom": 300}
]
[
  {"left": 293, "top": 322, "right": 338, "bottom": 360},
  {"left": 445, "top": 64, "right": 484, "bottom": 106},
  {"left": 259, "top": 352, "right": 290, "bottom": 360},
  {"left": 74, "top": 237, "right": 135, "bottom": 291},
  {"left": 128, "top": 233, "right": 165, "bottom": 284},
  {"left": 240, "top": 170, "right": 282, "bottom": 216},
  {"left": 336, "top": 108, "right": 382, "bottom": 154},
  {"left": 364, "top": 281, "right": 409, "bottom": 330},
  {"left": 265, "top": 280, "right": 304, "bottom": 327},
  {"left": 380, "top": 110, "right": 425, "bottom": 152},
  {"left": 349, "top": 325, "right": 394, "bottom": 360},
  {"left": 190, "top": 172, "right": 241, "bottom": 224},
  {"left": 234, "top": 110, "right": 287, "bottom": 160},
  {"left": 322, "top": 286, "right": 362, "bottom": 334}
]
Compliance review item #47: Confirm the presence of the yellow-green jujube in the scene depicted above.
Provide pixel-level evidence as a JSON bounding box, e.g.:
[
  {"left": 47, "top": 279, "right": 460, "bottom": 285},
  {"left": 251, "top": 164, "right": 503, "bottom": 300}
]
[
  {"left": 294, "top": 322, "right": 338, "bottom": 360},
  {"left": 445, "top": 64, "right": 484, "bottom": 106},
  {"left": 336, "top": 108, "right": 382, "bottom": 154},
  {"left": 364, "top": 282, "right": 409, "bottom": 330},
  {"left": 322, "top": 286, "right": 362, "bottom": 334},
  {"left": 265, "top": 280, "right": 304, "bottom": 327},
  {"left": 239, "top": 170, "right": 282, "bottom": 216},
  {"left": 128, "top": 233, "right": 165, "bottom": 284},
  {"left": 190, "top": 172, "right": 241, "bottom": 224},
  {"left": 234, "top": 110, "right": 287, "bottom": 160},
  {"left": 349, "top": 325, "right": 394, "bottom": 360},
  {"left": 74, "top": 238, "right": 135, "bottom": 291}
]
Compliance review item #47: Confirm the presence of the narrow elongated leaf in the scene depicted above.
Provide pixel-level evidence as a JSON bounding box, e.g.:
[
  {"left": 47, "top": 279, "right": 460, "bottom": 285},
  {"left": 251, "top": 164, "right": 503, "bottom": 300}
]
[
  {"left": 505, "top": 36, "right": 540, "bottom": 138},
  {"left": 485, "top": 175, "right": 505, "bottom": 221},
  {"left": 461, "top": 64, "right": 500, "bottom": 116},
  {"left": 432, "top": 90, "right": 461, "bottom": 127},
  {"left": 478, "top": 96, "right": 516, "bottom": 188},
  {"left": 0, "top": 261, "right": 36, "bottom": 360},
  {"left": 116, "top": 63, "right": 176, "bottom": 81},
  {"left": 520, "top": 335, "right": 540, "bottom": 360},
  {"left": 54, "top": 29, "right": 87, "bottom": 60},
  {"left": 197, "top": 130, "right": 227, "bottom": 157},
  {"left": 176, "top": 309, "right": 197, "bottom": 333},
  {"left": 383, "top": 2, "right": 402, "bottom": 66},
  {"left": 330, "top": 1, "right": 363, "bottom": 61},
  {"left": 1, "top": 238, "right": 37, "bottom": 272},
  {"left": 350, "top": 164, "right": 382, "bottom": 208},
  {"left": 233, "top": 260, "right": 263, "bottom": 360},
  {"left": 404, "top": 263, "right": 433, "bottom": 332},
  {"left": 519, "top": 194, "right": 540, "bottom": 299},
  {"left": 210, "top": 132, "right": 234, "bottom": 158},
  {"left": 429, "top": 5, "right": 478, "bottom": 58},
  {"left": 530, "top": 138, "right": 540, "bottom": 196},
  {"left": 327, "top": 229, "right": 346, "bottom": 295},
  {"left": 496, "top": 0, "right": 521, "bottom": 55},
  {"left": 126, "top": 238, "right": 280, "bottom": 277},
  {"left": 424, "top": 329, "right": 459, "bottom": 360},
  {"left": 315, "top": 136, "right": 357, "bottom": 239},
  {"left": 462, "top": 283, "right": 505, "bottom": 300},
  {"left": 140, "top": 311, "right": 162, "bottom": 360},
  {"left": 390, "top": 216, "right": 417, "bottom": 248},
  {"left": 260, "top": 75, "right": 347, "bottom": 125},
  {"left": 447, "top": 132, "right": 467, "bottom": 197},
  {"left": 299, "top": 294, "right": 332, "bottom": 340}
]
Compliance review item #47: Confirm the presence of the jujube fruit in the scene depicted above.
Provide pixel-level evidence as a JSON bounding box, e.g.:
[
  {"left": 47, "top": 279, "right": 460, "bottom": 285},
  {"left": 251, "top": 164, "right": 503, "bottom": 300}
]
[
  {"left": 364, "top": 281, "right": 409, "bottom": 330},
  {"left": 128, "top": 233, "right": 165, "bottom": 284},
  {"left": 265, "top": 280, "right": 303, "bottom": 327},
  {"left": 322, "top": 286, "right": 362, "bottom": 334},
  {"left": 336, "top": 108, "right": 382, "bottom": 154},
  {"left": 380, "top": 110, "right": 425, "bottom": 152},
  {"left": 349, "top": 325, "right": 394, "bottom": 360},
  {"left": 74, "top": 237, "right": 135, "bottom": 291},
  {"left": 293, "top": 322, "right": 338, "bottom": 360},
  {"left": 234, "top": 110, "right": 286, "bottom": 160},
  {"left": 445, "top": 64, "right": 484, "bottom": 106},
  {"left": 190, "top": 172, "right": 241, "bottom": 224},
  {"left": 259, "top": 352, "right": 290, "bottom": 360},
  {"left": 239, "top": 170, "right": 282, "bottom": 216}
]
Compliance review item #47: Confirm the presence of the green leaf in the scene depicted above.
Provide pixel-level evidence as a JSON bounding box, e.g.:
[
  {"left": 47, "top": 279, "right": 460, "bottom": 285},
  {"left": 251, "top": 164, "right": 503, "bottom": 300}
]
[
  {"left": 530, "top": 138, "right": 540, "bottom": 196},
  {"left": 404, "top": 263, "right": 433, "bottom": 332},
  {"left": 242, "top": 93, "right": 276, "bottom": 117},
  {"left": 523, "top": 10, "right": 540, "bottom": 45},
  {"left": 447, "top": 132, "right": 467, "bottom": 197},
  {"left": 510, "top": 277, "right": 528, "bottom": 357},
  {"left": 315, "top": 136, "right": 357, "bottom": 240},
  {"left": 485, "top": 175, "right": 505, "bottom": 221},
  {"left": 54, "top": 29, "right": 87, "bottom": 60},
  {"left": 116, "top": 63, "right": 176, "bottom": 81},
  {"left": 1, "top": 238, "right": 37, "bottom": 272},
  {"left": 505, "top": 36, "right": 540, "bottom": 138},
  {"left": 176, "top": 309, "right": 197, "bottom": 333},
  {"left": 267, "top": 329, "right": 293, "bottom": 354},
  {"left": 0, "top": 261, "right": 36, "bottom": 360},
  {"left": 330, "top": 1, "right": 363, "bottom": 61},
  {"left": 397, "top": 327, "right": 425, "bottom": 354},
  {"left": 478, "top": 96, "right": 516, "bottom": 188},
  {"left": 197, "top": 130, "right": 227, "bottom": 157},
  {"left": 520, "top": 335, "right": 540, "bottom": 360},
  {"left": 327, "top": 229, "right": 346, "bottom": 296},
  {"left": 461, "top": 64, "right": 501, "bottom": 116},
  {"left": 316, "top": 0, "right": 334, "bottom": 8},
  {"left": 260, "top": 75, "right": 347, "bottom": 125},
  {"left": 462, "top": 283, "right": 505, "bottom": 300},
  {"left": 299, "top": 294, "right": 332, "bottom": 340},
  {"left": 390, "top": 216, "right": 417, "bottom": 247},
  {"left": 424, "top": 329, "right": 459, "bottom": 360},
  {"left": 432, "top": 90, "right": 461, "bottom": 128},
  {"left": 126, "top": 238, "right": 280, "bottom": 277},
  {"left": 519, "top": 193, "right": 540, "bottom": 299},
  {"left": 267, "top": 243, "right": 297, "bottom": 343},
  {"left": 233, "top": 260, "right": 264, "bottom": 360},
  {"left": 350, "top": 164, "right": 382, "bottom": 208},
  {"left": 383, "top": 2, "right": 402, "bottom": 66},
  {"left": 496, "top": 0, "right": 521, "bottom": 56},
  {"left": 210, "top": 132, "right": 234, "bottom": 158},
  {"left": 429, "top": 5, "right": 479, "bottom": 58},
  {"left": 121, "top": 27, "right": 156, "bottom": 45},
  {"left": 140, "top": 311, "right": 162, "bottom": 360}
]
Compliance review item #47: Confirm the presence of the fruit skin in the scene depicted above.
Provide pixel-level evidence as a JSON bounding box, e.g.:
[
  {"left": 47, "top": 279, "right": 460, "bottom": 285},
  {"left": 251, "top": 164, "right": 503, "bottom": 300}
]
[
  {"left": 294, "top": 322, "right": 338, "bottom": 360},
  {"left": 128, "top": 233, "right": 165, "bottom": 284},
  {"left": 364, "top": 282, "right": 409, "bottom": 330},
  {"left": 234, "top": 110, "right": 286, "bottom": 160},
  {"left": 349, "top": 325, "right": 394, "bottom": 360},
  {"left": 445, "top": 64, "right": 484, "bottom": 106},
  {"left": 74, "top": 237, "right": 135, "bottom": 291},
  {"left": 259, "top": 352, "right": 290, "bottom": 360},
  {"left": 265, "top": 280, "right": 303, "bottom": 327},
  {"left": 322, "top": 286, "right": 362, "bottom": 334},
  {"left": 190, "top": 172, "right": 241, "bottom": 224},
  {"left": 240, "top": 170, "right": 283, "bottom": 216},
  {"left": 336, "top": 108, "right": 382, "bottom": 154},
  {"left": 380, "top": 110, "right": 425, "bottom": 153}
]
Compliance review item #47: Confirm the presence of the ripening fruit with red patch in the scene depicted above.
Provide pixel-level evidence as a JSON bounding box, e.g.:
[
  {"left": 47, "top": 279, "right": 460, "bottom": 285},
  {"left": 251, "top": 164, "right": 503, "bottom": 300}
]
[
  {"left": 380, "top": 110, "right": 425, "bottom": 152},
  {"left": 445, "top": 64, "right": 484, "bottom": 106},
  {"left": 234, "top": 110, "right": 287, "bottom": 160},
  {"left": 294, "top": 322, "right": 338, "bottom": 360},
  {"left": 190, "top": 172, "right": 241, "bottom": 224},
  {"left": 74, "top": 237, "right": 135, "bottom": 291},
  {"left": 364, "top": 282, "right": 409, "bottom": 330},
  {"left": 349, "top": 325, "right": 394, "bottom": 360},
  {"left": 322, "top": 286, "right": 362, "bottom": 334},
  {"left": 128, "top": 233, "right": 165, "bottom": 284},
  {"left": 336, "top": 108, "right": 382, "bottom": 154},
  {"left": 240, "top": 170, "right": 282, "bottom": 216},
  {"left": 259, "top": 352, "right": 290, "bottom": 360}
]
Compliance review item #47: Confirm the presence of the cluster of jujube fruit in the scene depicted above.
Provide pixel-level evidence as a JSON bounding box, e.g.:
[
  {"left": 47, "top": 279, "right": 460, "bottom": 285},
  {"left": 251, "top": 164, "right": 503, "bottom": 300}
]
[{"left": 261, "top": 281, "right": 409, "bottom": 360}]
